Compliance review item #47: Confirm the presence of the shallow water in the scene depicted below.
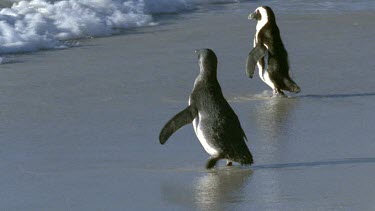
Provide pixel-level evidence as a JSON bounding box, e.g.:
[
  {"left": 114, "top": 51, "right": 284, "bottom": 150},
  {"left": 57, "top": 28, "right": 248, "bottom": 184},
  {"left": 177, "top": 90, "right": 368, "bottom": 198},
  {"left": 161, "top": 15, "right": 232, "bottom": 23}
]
[{"left": 1, "top": 1, "right": 375, "bottom": 210}]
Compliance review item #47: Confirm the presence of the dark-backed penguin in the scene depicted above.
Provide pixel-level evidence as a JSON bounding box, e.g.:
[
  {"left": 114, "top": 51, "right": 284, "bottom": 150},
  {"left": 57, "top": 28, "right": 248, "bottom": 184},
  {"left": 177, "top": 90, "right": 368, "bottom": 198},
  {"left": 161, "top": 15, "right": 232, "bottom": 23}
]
[
  {"left": 246, "top": 6, "right": 301, "bottom": 96},
  {"left": 159, "top": 49, "right": 253, "bottom": 169}
]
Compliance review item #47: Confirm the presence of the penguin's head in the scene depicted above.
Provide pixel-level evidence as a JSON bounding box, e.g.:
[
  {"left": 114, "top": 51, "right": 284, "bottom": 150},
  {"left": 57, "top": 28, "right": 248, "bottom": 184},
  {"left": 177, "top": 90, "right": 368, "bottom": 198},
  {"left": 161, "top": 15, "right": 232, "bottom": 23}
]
[
  {"left": 195, "top": 48, "right": 217, "bottom": 77},
  {"left": 248, "top": 6, "right": 276, "bottom": 23}
]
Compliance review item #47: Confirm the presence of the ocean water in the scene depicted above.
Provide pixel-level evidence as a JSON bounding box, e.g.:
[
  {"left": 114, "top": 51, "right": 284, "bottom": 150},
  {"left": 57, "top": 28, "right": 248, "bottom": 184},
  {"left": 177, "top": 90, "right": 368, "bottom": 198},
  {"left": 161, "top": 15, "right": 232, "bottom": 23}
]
[
  {"left": 0, "top": 0, "right": 374, "bottom": 56},
  {"left": 1, "top": 0, "right": 375, "bottom": 210}
]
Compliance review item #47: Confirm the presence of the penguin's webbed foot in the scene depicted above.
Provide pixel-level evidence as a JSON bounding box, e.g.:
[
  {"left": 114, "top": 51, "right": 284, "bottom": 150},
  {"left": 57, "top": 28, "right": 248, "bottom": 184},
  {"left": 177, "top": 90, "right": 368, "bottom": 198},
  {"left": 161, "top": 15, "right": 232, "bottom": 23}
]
[
  {"left": 206, "top": 157, "right": 221, "bottom": 169},
  {"left": 273, "top": 89, "right": 285, "bottom": 97}
]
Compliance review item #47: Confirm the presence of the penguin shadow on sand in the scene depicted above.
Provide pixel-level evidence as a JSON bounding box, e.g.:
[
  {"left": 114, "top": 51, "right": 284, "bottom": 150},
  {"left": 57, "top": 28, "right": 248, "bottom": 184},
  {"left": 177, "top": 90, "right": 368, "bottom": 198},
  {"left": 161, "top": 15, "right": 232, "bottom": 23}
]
[
  {"left": 253, "top": 157, "right": 375, "bottom": 170},
  {"left": 297, "top": 92, "right": 375, "bottom": 99},
  {"left": 161, "top": 167, "right": 253, "bottom": 211}
]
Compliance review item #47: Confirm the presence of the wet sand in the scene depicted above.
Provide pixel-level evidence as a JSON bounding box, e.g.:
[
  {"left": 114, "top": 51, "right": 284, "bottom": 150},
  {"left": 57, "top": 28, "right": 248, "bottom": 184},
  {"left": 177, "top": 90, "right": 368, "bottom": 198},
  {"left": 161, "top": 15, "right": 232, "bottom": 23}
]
[{"left": 1, "top": 2, "right": 375, "bottom": 210}]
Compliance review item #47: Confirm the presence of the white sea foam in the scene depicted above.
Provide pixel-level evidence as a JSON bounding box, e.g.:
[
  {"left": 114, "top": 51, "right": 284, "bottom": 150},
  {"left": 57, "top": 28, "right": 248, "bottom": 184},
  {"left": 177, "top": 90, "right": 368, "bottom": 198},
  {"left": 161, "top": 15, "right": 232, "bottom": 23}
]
[
  {"left": 0, "top": 55, "right": 13, "bottom": 64},
  {"left": 0, "top": 0, "right": 150, "bottom": 54},
  {"left": 0, "top": 0, "right": 242, "bottom": 54}
]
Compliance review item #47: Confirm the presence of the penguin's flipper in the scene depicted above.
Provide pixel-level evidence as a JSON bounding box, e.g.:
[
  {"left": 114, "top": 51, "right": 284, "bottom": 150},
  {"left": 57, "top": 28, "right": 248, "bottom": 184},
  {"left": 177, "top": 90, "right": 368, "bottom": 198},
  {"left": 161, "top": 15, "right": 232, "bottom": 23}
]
[
  {"left": 159, "top": 105, "right": 198, "bottom": 145},
  {"left": 246, "top": 44, "right": 267, "bottom": 78}
]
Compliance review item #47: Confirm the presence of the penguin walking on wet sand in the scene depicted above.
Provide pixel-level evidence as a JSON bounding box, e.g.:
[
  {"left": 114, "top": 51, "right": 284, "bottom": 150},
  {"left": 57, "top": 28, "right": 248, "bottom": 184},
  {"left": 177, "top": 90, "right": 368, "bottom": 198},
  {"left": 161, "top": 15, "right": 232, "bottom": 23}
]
[
  {"left": 246, "top": 6, "right": 301, "bottom": 96},
  {"left": 159, "top": 49, "right": 253, "bottom": 169}
]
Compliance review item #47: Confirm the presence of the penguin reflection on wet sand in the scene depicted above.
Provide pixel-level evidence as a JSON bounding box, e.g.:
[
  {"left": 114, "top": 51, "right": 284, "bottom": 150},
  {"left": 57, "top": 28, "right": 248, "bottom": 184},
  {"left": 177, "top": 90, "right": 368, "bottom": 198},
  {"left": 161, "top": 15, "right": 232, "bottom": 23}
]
[
  {"left": 159, "top": 49, "right": 253, "bottom": 169},
  {"left": 246, "top": 6, "right": 301, "bottom": 96}
]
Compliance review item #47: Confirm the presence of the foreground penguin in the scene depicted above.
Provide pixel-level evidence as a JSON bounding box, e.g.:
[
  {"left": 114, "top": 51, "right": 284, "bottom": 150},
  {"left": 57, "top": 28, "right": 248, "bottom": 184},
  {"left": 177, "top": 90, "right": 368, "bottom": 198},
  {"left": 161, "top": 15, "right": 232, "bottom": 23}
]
[
  {"left": 246, "top": 6, "right": 301, "bottom": 96},
  {"left": 159, "top": 49, "right": 253, "bottom": 169}
]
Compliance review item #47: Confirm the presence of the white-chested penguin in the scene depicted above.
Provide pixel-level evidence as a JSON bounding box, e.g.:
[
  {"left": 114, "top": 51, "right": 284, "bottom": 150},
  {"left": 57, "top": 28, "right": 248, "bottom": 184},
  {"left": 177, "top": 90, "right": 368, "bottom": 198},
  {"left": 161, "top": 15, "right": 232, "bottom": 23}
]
[
  {"left": 246, "top": 6, "right": 301, "bottom": 96},
  {"left": 159, "top": 49, "right": 253, "bottom": 169}
]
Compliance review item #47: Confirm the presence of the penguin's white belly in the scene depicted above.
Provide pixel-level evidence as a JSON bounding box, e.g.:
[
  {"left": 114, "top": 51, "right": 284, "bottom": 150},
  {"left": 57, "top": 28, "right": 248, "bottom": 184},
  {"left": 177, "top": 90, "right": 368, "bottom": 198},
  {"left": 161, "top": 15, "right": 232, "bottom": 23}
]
[
  {"left": 192, "top": 114, "right": 219, "bottom": 156},
  {"left": 255, "top": 47, "right": 276, "bottom": 90},
  {"left": 189, "top": 97, "right": 219, "bottom": 156},
  {"left": 259, "top": 65, "right": 276, "bottom": 90},
  {"left": 254, "top": 20, "right": 276, "bottom": 91}
]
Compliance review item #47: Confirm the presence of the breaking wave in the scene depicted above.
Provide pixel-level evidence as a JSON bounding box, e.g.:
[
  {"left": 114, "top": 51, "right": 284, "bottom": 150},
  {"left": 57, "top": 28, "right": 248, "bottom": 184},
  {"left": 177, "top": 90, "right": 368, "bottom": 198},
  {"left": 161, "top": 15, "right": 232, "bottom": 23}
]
[{"left": 0, "top": 0, "right": 240, "bottom": 54}]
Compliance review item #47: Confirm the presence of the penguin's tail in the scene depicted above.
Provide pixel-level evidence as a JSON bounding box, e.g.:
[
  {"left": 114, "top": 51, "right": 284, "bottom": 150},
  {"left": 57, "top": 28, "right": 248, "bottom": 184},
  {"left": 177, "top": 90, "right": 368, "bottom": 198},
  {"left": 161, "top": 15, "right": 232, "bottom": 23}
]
[
  {"left": 284, "top": 78, "right": 301, "bottom": 93},
  {"left": 240, "top": 153, "right": 254, "bottom": 166},
  {"left": 233, "top": 148, "right": 254, "bottom": 166},
  {"left": 226, "top": 144, "right": 254, "bottom": 166},
  {"left": 290, "top": 84, "right": 301, "bottom": 93}
]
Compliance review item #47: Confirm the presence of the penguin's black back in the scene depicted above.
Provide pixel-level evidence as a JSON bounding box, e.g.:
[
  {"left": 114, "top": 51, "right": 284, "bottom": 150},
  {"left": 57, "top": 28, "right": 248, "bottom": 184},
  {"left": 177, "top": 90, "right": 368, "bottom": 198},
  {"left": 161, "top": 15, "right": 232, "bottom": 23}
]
[
  {"left": 258, "top": 9, "right": 300, "bottom": 92},
  {"left": 258, "top": 17, "right": 289, "bottom": 74},
  {"left": 190, "top": 71, "right": 253, "bottom": 165}
]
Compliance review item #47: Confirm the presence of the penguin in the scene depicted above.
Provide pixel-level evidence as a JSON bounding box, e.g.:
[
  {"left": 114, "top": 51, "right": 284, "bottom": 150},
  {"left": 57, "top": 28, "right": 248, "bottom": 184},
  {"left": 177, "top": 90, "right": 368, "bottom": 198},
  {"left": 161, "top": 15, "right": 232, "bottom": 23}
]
[
  {"left": 159, "top": 49, "right": 253, "bottom": 169},
  {"left": 246, "top": 6, "right": 301, "bottom": 96}
]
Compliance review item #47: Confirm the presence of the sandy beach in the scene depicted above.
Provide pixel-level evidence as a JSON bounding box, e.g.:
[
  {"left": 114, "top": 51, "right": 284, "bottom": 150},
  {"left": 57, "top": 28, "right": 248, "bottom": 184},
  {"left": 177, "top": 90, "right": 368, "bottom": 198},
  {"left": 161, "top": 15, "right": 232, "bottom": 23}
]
[{"left": 1, "top": 1, "right": 375, "bottom": 210}]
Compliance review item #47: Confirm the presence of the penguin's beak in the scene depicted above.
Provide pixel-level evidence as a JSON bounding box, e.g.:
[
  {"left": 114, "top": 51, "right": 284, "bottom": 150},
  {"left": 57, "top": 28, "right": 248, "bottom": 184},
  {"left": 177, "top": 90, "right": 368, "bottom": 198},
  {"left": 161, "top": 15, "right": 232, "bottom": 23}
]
[
  {"left": 195, "top": 49, "right": 201, "bottom": 63},
  {"left": 248, "top": 12, "right": 259, "bottom": 20}
]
